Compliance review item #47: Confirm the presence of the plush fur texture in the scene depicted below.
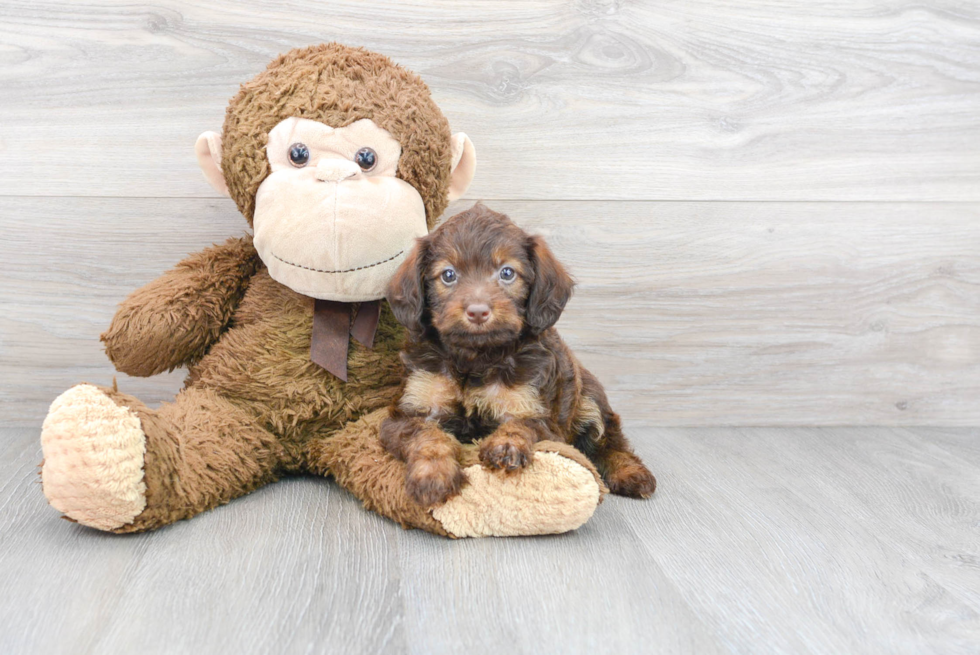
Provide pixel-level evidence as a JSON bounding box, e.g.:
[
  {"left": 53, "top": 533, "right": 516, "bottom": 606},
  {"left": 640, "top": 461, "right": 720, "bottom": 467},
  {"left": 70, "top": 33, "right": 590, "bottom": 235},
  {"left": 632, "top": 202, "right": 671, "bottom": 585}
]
[
  {"left": 221, "top": 43, "right": 454, "bottom": 226},
  {"left": 102, "top": 235, "right": 261, "bottom": 377},
  {"left": 41, "top": 384, "right": 147, "bottom": 530},
  {"left": 432, "top": 443, "right": 606, "bottom": 538},
  {"left": 94, "top": 251, "right": 408, "bottom": 532},
  {"left": 39, "top": 45, "right": 605, "bottom": 538},
  {"left": 382, "top": 204, "right": 657, "bottom": 505}
]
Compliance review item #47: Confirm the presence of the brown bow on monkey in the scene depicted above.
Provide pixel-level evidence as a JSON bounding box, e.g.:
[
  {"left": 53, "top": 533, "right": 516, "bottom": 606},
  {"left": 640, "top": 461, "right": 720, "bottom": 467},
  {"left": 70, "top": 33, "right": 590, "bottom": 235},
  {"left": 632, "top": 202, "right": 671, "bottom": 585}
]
[{"left": 309, "top": 299, "right": 379, "bottom": 382}]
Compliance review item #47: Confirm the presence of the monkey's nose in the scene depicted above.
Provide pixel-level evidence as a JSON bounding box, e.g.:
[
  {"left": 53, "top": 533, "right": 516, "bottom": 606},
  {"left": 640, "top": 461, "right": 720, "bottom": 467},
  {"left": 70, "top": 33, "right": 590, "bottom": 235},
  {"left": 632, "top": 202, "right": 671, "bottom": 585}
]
[
  {"left": 315, "top": 159, "right": 360, "bottom": 182},
  {"left": 465, "top": 304, "right": 491, "bottom": 325}
]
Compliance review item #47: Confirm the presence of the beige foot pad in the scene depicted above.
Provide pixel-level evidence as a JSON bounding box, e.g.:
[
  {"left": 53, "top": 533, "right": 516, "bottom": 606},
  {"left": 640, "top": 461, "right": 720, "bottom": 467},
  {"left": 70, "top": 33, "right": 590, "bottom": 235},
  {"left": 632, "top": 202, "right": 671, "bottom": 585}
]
[
  {"left": 40, "top": 384, "right": 147, "bottom": 531},
  {"left": 432, "top": 448, "right": 604, "bottom": 538}
]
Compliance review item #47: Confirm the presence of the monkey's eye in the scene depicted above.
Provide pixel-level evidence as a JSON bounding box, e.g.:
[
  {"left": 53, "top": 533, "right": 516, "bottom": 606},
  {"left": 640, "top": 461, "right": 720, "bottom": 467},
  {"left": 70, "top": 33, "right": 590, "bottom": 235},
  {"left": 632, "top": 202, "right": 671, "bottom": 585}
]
[
  {"left": 440, "top": 269, "right": 457, "bottom": 285},
  {"left": 288, "top": 143, "right": 310, "bottom": 167},
  {"left": 354, "top": 147, "right": 377, "bottom": 171},
  {"left": 499, "top": 266, "right": 516, "bottom": 282}
]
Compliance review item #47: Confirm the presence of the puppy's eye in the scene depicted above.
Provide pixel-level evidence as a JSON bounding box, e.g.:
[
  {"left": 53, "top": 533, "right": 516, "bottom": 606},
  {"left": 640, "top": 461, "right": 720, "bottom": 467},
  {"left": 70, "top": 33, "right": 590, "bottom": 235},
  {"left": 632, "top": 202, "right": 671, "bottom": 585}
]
[
  {"left": 499, "top": 266, "right": 516, "bottom": 282},
  {"left": 288, "top": 143, "right": 310, "bottom": 167},
  {"left": 440, "top": 269, "right": 457, "bottom": 285},
  {"left": 354, "top": 147, "right": 377, "bottom": 171}
]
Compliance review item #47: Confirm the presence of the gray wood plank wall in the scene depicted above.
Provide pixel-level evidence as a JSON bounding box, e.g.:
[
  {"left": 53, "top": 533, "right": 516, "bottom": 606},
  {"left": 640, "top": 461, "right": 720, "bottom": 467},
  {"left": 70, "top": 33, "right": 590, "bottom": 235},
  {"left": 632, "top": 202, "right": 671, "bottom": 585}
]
[{"left": 1, "top": 0, "right": 978, "bottom": 426}]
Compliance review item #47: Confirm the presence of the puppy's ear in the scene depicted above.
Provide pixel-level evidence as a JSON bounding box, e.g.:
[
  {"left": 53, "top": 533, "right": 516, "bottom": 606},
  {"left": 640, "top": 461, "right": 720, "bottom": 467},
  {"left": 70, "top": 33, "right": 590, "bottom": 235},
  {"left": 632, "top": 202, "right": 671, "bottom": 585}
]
[
  {"left": 525, "top": 234, "right": 574, "bottom": 334},
  {"left": 387, "top": 238, "right": 429, "bottom": 335}
]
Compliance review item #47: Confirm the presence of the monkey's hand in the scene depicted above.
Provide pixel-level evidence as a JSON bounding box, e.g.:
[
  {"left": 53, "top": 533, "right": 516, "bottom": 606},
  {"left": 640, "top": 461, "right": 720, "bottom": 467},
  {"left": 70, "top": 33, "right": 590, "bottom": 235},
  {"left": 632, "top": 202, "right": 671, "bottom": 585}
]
[{"left": 101, "top": 235, "right": 261, "bottom": 377}]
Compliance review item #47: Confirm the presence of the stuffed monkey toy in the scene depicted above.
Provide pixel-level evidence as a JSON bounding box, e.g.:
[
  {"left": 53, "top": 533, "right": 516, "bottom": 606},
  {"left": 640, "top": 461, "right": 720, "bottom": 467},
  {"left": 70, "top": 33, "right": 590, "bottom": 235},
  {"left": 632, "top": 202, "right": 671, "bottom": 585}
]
[{"left": 39, "top": 44, "right": 605, "bottom": 538}]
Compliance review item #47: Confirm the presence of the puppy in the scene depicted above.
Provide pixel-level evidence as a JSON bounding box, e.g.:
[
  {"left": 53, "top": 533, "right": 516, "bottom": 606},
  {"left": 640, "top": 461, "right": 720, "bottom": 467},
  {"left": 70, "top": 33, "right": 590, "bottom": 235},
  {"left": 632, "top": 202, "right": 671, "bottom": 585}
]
[{"left": 381, "top": 204, "right": 656, "bottom": 507}]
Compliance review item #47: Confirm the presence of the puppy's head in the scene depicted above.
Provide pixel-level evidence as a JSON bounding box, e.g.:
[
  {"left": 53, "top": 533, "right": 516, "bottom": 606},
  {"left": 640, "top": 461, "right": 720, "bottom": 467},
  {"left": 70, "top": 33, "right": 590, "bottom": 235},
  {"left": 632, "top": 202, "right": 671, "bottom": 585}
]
[{"left": 387, "top": 204, "right": 574, "bottom": 348}]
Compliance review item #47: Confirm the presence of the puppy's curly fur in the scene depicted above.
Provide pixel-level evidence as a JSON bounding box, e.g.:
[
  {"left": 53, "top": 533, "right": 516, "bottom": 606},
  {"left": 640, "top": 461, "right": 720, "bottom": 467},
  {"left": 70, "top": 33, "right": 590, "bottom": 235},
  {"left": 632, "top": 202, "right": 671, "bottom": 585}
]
[{"left": 380, "top": 204, "right": 656, "bottom": 507}]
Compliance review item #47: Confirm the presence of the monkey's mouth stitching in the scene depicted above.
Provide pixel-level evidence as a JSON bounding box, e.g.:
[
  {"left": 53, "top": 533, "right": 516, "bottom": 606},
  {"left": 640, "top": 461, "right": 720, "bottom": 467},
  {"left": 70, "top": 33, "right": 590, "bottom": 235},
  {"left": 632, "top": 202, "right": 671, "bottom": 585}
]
[{"left": 271, "top": 250, "right": 405, "bottom": 274}]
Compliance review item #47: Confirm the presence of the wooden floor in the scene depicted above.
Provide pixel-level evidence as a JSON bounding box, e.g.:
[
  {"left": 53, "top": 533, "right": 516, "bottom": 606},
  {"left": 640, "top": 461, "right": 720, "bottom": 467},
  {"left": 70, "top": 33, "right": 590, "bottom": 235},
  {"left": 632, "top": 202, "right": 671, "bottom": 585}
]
[{"left": 1, "top": 425, "right": 977, "bottom": 654}]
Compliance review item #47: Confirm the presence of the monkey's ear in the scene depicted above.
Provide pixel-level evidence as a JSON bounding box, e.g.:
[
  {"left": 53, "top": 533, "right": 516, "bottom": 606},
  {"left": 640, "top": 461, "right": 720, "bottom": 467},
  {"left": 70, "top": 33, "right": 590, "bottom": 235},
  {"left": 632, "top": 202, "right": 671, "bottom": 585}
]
[
  {"left": 447, "top": 133, "right": 476, "bottom": 202},
  {"left": 386, "top": 239, "right": 429, "bottom": 336},
  {"left": 195, "top": 131, "right": 231, "bottom": 197},
  {"left": 525, "top": 234, "right": 575, "bottom": 335}
]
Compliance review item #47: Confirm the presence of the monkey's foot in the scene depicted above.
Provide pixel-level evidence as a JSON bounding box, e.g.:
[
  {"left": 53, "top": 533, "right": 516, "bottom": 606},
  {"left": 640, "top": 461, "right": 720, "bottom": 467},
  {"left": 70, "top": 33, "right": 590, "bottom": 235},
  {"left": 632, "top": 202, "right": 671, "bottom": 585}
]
[
  {"left": 40, "top": 384, "right": 147, "bottom": 531},
  {"left": 433, "top": 441, "right": 607, "bottom": 538}
]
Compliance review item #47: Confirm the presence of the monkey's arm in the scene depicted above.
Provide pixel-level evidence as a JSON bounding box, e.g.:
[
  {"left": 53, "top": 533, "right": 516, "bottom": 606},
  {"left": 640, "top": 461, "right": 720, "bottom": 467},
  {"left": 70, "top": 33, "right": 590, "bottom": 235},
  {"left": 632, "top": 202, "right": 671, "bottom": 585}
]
[{"left": 101, "top": 235, "right": 261, "bottom": 377}]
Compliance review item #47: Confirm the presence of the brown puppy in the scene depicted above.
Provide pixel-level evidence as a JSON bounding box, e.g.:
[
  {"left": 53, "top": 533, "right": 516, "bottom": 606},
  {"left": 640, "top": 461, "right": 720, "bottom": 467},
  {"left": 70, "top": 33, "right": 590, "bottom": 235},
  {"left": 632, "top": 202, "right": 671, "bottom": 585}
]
[{"left": 381, "top": 204, "right": 656, "bottom": 507}]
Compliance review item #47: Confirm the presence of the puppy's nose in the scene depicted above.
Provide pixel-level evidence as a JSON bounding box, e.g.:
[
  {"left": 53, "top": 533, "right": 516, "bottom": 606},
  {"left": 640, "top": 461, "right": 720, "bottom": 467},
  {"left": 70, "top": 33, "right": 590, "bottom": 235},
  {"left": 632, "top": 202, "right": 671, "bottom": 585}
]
[
  {"left": 465, "top": 304, "right": 491, "bottom": 325},
  {"left": 316, "top": 159, "right": 360, "bottom": 182}
]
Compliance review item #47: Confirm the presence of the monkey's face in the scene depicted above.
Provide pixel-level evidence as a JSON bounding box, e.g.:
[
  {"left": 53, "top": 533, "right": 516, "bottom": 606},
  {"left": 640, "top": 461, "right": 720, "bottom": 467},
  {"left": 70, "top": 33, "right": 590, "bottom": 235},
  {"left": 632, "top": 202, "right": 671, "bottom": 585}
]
[
  {"left": 196, "top": 45, "right": 478, "bottom": 303},
  {"left": 249, "top": 117, "right": 428, "bottom": 301}
]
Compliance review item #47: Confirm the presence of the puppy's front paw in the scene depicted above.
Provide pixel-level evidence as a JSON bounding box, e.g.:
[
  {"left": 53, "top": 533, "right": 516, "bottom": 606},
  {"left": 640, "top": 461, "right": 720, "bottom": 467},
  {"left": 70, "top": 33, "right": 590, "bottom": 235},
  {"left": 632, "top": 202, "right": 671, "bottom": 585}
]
[
  {"left": 479, "top": 430, "right": 533, "bottom": 472},
  {"left": 406, "top": 458, "right": 467, "bottom": 507}
]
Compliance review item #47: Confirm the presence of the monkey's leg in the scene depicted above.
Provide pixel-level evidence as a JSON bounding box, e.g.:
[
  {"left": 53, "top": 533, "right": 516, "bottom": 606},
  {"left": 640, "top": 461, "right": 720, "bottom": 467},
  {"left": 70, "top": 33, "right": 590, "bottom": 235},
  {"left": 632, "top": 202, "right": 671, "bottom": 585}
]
[
  {"left": 40, "top": 384, "right": 283, "bottom": 533},
  {"left": 306, "top": 409, "right": 607, "bottom": 538}
]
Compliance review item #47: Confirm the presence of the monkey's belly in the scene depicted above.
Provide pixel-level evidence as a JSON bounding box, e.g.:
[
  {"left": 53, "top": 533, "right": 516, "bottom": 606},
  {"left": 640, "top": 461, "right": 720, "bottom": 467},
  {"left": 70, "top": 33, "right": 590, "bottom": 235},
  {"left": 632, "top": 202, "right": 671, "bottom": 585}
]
[{"left": 186, "top": 272, "right": 405, "bottom": 441}]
